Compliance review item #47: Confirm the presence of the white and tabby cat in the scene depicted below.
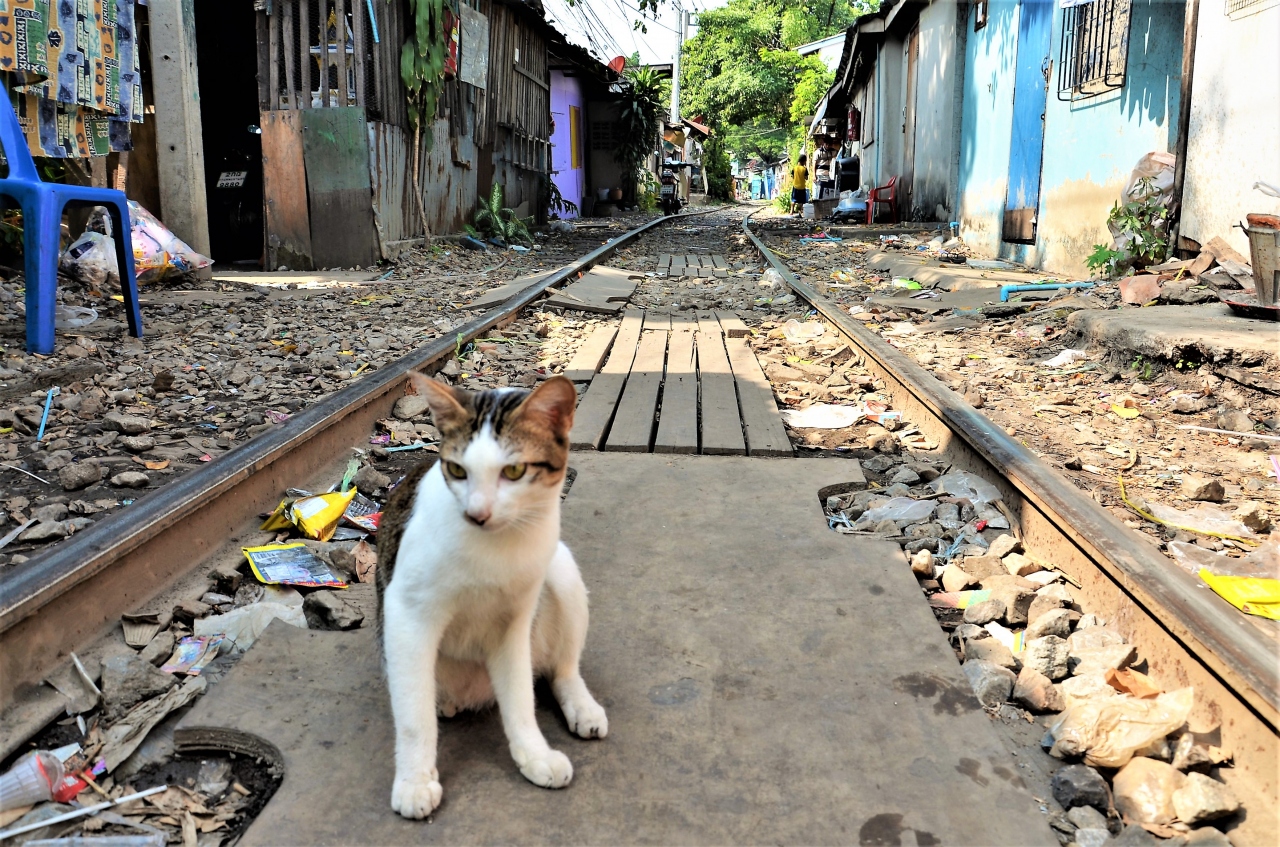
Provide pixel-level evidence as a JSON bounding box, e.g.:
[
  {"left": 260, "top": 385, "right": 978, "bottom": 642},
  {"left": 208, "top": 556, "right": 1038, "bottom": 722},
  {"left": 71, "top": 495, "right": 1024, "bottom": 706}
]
[{"left": 376, "top": 372, "right": 607, "bottom": 819}]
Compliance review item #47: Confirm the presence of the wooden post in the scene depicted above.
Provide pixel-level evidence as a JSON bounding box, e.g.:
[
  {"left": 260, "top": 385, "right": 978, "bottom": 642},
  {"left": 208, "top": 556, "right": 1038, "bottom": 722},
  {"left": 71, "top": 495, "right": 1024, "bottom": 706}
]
[
  {"left": 335, "top": 0, "right": 348, "bottom": 105},
  {"left": 321, "top": 1, "right": 332, "bottom": 106},
  {"left": 283, "top": 2, "right": 296, "bottom": 108},
  {"left": 352, "top": 0, "right": 366, "bottom": 107},
  {"left": 147, "top": 0, "right": 212, "bottom": 257},
  {"left": 300, "top": 0, "right": 311, "bottom": 108}
]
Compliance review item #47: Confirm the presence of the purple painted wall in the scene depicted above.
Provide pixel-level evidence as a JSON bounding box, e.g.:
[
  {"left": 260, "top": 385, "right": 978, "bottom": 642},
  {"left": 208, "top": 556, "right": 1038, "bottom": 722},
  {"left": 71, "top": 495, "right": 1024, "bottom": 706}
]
[{"left": 550, "top": 71, "right": 584, "bottom": 219}]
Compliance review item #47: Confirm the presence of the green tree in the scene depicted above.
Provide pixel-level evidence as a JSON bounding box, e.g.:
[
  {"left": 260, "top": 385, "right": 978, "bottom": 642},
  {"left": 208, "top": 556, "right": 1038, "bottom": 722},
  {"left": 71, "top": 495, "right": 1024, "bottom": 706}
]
[{"left": 679, "top": 0, "right": 875, "bottom": 162}]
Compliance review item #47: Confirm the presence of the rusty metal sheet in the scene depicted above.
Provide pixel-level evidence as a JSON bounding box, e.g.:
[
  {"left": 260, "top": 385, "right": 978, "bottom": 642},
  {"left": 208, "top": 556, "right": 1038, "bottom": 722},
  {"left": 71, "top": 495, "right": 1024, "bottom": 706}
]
[
  {"left": 367, "top": 122, "right": 413, "bottom": 257},
  {"left": 459, "top": 5, "right": 489, "bottom": 89},
  {"left": 301, "top": 106, "right": 380, "bottom": 268},
  {"left": 261, "top": 110, "right": 314, "bottom": 270}
]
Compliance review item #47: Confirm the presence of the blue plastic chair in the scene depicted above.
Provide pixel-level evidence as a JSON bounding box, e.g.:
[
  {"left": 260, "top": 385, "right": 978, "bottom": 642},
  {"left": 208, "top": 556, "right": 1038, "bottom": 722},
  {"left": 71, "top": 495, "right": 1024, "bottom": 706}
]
[{"left": 0, "top": 90, "right": 142, "bottom": 354}]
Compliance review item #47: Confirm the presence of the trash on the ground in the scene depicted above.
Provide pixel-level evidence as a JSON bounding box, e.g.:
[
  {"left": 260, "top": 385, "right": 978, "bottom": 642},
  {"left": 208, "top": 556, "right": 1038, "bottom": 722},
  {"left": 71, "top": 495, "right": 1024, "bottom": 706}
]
[
  {"left": 0, "top": 751, "right": 64, "bottom": 812},
  {"left": 1105, "top": 667, "right": 1163, "bottom": 699},
  {"left": 854, "top": 496, "right": 937, "bottom": 528},
  {"left": 780, "top": 403, "right": 864, "bottom": 429},
  {"left": 25, "top": 834, "right": 168, "bottom": 846},
  {"left": 1047, "top": 686, "right": 1194, "bottom": 767},
  {"left": 760, "top": 267, "right": 786, "bottom": 290},
  {"left": 342, "top": 493, "right": 383, "bottom": 534},
  {"left": 194, "top": 588, "right": 309, "bottom": 652},
  {"left": 892, "top": 277, "right": 922, "bottom": 290},
  {"left": 1040, "top": 349, "right": 1088, "bottom": 368},
  {"left": 101, "top": 678, "right": 207, "bottom": 771},
  {"left": 352, "top": 538, "right": 378, "bottom": 583},
  {"left": 780, "top": 319, "right": 825, "bottom": 342},
  {"left": 160, "top": 635, "right": 225, "bottom": 675},
  {"left": 1166, "top": 539, "right": 1279, "bottom": 579},
  {"left": 53, "top": 305, "right": 99, "bottom": 329},
  {"left": 242, "top": 543, "right": 348, "bottom": 588},
  {"left": 1197, "top": 570, "right": 1280, "bottom": 620},
  {"left": 128, "top": 201, "right": 213, "bottom": 283},
  {"left": 1142, "top": 500, "right": 1260, "bottom": 542},
  {"left": 260, "top": 489, "right": 358, "bottom": 542},
  {"left": 120, "top": 612, "right": 173, "bottom": 649},
  {"left": 0, "top": 785, "right": 168, "bottom": 842}
]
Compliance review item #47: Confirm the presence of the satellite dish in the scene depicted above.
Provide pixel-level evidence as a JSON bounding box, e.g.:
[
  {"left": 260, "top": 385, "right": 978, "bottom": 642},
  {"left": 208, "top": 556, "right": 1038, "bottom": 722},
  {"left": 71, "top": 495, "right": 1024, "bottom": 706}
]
[{"left": 608, "top": 56, "right": 626, "bottom": 73}]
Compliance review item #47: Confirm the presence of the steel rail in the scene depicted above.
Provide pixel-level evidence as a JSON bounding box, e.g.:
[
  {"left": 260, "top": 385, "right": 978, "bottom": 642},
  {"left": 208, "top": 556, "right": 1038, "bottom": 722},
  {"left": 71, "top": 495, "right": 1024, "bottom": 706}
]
[
  {"left": 742, "top": 214, "right": 1278, "bottom": 726},
  {"left": 0, "top": 209, "right": 713, "bottom": 706}
]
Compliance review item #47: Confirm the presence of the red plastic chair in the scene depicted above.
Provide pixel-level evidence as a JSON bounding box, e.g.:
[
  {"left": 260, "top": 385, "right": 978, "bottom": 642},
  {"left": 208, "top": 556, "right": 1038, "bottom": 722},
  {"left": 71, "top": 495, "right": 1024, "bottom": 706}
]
[{"left": 866, "top": 175, "right": 899, "bottom": 224}]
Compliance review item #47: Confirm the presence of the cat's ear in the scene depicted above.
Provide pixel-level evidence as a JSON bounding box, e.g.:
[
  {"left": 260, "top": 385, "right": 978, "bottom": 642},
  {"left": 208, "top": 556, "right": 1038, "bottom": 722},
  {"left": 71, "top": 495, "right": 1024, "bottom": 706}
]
[
  {"left": 516, "top": 375, "right": 577, "bottom": 437},
  {"left": 407, "top": 371, "right": 469, "bottom": 430}
]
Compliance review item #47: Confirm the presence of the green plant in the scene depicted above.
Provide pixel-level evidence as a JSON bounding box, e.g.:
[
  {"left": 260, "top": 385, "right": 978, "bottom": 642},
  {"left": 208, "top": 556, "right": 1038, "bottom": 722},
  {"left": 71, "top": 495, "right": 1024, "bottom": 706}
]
[
  {"left": 468, "top": 184, "right": 532, "bottom": 245},
  {"left": 637, "top": 170, "right": 660, "bottom": 212},
  {"left": 400, "top": 0, "right": 451, "bottom": 240},
  {"left": 614, "top": 66, "right": 667, "bottom": 201},
  {"left": 1088, "top": 177, "right": 1170, "bottom": 277},
  {"left": 540, "top": 175, "right": 579, "bottom": 220},
  {"left": 702, "top": 135, "right": 733, "bottom": 200},
  {"left": 1085, "top": 244, "right": 1123, "bottom": 277},
  {"left": 1129, "top": 356, "right": 1155, "bottom": 381}
]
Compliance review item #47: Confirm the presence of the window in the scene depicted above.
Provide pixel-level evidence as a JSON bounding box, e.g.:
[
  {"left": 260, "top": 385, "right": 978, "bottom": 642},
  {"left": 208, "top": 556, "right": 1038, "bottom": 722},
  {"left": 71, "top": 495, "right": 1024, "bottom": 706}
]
[
  {"left": 1058, "top": 0, "right": 1132, "bottom": 101},
  {"left": 974, "top": 0, "right": 989, "bottom": 31}
]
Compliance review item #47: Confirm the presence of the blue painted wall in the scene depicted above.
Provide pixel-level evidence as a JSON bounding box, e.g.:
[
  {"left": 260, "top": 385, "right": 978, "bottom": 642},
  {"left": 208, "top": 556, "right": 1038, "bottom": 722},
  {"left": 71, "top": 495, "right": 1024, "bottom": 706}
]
[{"left": 958, "top": 0, "right": 1182, "bottom": 274}]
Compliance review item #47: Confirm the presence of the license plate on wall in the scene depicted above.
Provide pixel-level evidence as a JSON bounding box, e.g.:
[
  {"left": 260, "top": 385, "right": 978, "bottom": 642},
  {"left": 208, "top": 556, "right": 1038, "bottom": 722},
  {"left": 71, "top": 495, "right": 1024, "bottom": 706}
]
[{"left": 216, "top": 171, "right": 248, "bottom": 188}]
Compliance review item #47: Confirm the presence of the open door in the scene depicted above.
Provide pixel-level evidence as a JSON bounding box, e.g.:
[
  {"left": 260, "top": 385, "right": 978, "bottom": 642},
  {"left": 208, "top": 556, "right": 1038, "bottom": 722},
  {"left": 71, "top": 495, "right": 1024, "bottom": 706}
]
[{"left": 1003, "top": 0, "right": 1054, "bottom": 243}]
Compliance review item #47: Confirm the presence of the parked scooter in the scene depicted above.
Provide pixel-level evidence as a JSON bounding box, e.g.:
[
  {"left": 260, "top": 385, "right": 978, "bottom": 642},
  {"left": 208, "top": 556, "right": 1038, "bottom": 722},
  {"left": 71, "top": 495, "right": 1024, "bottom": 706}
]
[{"left": 659, "top": 169, "right": 681, "bottom": 216}]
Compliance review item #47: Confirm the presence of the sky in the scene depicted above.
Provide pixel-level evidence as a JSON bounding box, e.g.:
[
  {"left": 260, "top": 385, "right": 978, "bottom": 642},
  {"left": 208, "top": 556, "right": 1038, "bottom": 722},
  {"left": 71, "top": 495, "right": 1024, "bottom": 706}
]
[{"left": 541, "top": 0, "right": 730, "bottom": 66}]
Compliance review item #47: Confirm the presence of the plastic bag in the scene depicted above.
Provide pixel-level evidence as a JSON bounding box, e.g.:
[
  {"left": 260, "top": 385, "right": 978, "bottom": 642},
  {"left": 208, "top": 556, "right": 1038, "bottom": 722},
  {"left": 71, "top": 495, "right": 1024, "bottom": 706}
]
[
  {"left": 780, "top": 403, "right": 863, "bottom": 429},
  {"left": 194, "top": 586, "right": 307, "bottom": 652},
  {"left": 760, "top": 268, "right": 786, "bottom": 290},
  {"left": 930, "top": 471, "right": 1003, "bottom": 510},
  {"left": 781, "top": 319, "right": 825, "bottom": 343},
  {"left": 1145, "top": 501, "right": 1259, "bottom": 541},
  {"left": 854, "top": 497, "right": 936, "bottom": 527},
  {"left": 59, "top": 232, "right": 118, "bottom": 288},
  {"left": 1168, "top": 539, "right": 1280, "bottom": 579},
  {"left": 1048, "top": 687, "right": 1194, "bottom": 768},
  {"left": 1198, "top": 570, "right": 1280, "bottom": 620},
  {"left": 54, "top": 305, "right": 98, "bottom": 329},
  {"left": 1121, "top": 152, "right": 1176, "bottom": 206},
  {"left": 1041, "top": 349, "right": 1088, "bottom": 368},
  {"left": 127, "top": 201, "right": 212, "bottom": 283}
]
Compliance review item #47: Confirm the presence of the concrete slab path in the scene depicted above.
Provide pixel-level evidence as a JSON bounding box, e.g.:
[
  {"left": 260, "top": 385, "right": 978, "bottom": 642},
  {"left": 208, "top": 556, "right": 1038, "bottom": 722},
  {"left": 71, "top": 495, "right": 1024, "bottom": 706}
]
[{"left": 179, "top": 454, "right": 1056, "bottom": 846}]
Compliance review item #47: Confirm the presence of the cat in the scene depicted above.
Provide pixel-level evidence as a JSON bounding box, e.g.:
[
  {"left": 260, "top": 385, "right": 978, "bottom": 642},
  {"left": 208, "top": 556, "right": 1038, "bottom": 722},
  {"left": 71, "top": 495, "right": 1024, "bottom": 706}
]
[{"left": 376, "top": 371, "right": 608, "bottom": 819}]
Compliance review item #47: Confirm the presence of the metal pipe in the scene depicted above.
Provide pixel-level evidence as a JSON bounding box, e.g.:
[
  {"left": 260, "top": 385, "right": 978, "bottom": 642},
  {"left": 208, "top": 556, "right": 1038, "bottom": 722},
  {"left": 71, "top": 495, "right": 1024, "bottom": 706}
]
[{"left": 998, "top": 281, "right": 1096, "bottom": 301}]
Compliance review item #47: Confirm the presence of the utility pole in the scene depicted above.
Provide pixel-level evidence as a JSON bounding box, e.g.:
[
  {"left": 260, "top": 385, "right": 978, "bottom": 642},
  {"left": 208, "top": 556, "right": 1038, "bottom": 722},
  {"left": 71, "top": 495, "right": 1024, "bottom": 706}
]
[{"left": 670, "top": 4, "right": 685, "bottom": 125}]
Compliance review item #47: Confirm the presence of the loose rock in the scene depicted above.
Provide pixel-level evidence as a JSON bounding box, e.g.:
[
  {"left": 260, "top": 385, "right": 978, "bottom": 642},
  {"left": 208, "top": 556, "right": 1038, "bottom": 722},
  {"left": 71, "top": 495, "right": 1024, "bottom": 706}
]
[
  {"left": 118, "top": 435, "right": 156, "bottom": 453},
  {"left": 59, "top": 461, "right": 103, "bottom": 490},
  {"left": 1068, "top": 629, "right": 1137, "bottom": 677},
  {"left": 110, "top": 471, "right": 151, "bottom": 489},
  {"left": 962, "top": 659, "right": 1016, "bottom": 708},
  {"left": 1051, "top": 763, "right": 1112, "bottom": 811},
  {"left": 963, "top": 598, "right": 1006, "bottom": 626},
  {"left": 100, "top": 653, "right": 178, "bottom": 717},
  {"left": 102, "top": 411, "right": 152, "bottom": 435},
  {"left": 1013, "top": 666, "right": 1064, "bottom": 712},
  {"left": 910, "top": 549, "right": 934, "bottom": 577},
  {"left": 1180, "top": 475, "right": 1224, "bottom": 503},
  {"left": 1026, "top": 608, "right": 1074, "bottom": 641},
  {"left": 1234, "top": 501, "right": 1271, "bottom": 533},
  {"left": 964, "top": 637, "right": 1018, "bottom": 671},
  {"left": 1113, "top": 757, "right": 1185, "bottom": 825},
  {"left": 940, "top": 565, "right": 977, "bottom": 593},
  {"left": 353, "top": 465, "right": 392, "bottom": 491},
  {"left": 303, "top": 591, "right": 365, "bottom": 630},
  {"left": 987, "top": 533, "right": 1022, "bottom": 560},
  {"left": 1172, "top": 773, "right": 1239, "bottom": 824},
  {"left": 1024, "top": 635, "right": 1070, "bottom": 680},
  {"left": 393, "top": 394, "right": 431, "bottom": 420},
  {"left": 139, "top": 631, "right": 176, "bottom": 667}
]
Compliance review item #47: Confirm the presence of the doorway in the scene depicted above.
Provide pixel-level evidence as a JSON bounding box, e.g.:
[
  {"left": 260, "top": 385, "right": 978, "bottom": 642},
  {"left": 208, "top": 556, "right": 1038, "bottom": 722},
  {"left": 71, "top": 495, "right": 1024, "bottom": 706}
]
[
  {"left": 902, "top": 25, "right": 920, "bottom": 220},
  {"left": 195, "top": 0, "right": 265, "bottom": 265},
  {"left": 1003, "top": 0, "right": 1054, "bottom": 244}
]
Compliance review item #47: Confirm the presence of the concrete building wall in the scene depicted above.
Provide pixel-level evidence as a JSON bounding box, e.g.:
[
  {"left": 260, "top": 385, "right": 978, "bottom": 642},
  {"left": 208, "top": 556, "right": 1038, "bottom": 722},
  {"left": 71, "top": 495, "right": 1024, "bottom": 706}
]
[
  {"left": 957, "top": 0, "right": 1182, "bottom": 275},
  {"left": 909, "top": 0, "right": 963, "bottom": 220},
  {"left": 1180, "top": 1, "right": 1280, "bottom": 258}
]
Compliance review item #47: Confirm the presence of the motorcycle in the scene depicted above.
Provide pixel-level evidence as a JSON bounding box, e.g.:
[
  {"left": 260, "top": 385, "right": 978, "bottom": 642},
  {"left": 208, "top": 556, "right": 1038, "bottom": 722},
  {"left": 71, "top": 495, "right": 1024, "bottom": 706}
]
[{"left": 659, "top": 169, "right": 681, "bottom": 216}]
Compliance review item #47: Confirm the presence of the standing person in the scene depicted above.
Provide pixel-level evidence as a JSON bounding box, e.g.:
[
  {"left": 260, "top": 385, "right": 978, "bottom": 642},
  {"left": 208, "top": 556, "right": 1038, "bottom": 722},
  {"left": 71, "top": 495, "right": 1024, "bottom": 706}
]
[{"left": 790, "top": 154, "right": 809, "bottom": 214}]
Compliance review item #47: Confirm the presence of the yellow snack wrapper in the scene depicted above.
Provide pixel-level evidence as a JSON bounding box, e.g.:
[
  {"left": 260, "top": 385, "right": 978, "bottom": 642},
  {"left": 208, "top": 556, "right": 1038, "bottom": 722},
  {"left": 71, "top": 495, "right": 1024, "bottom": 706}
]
[
  {"left": 1199, "top": 569, "right": 1280, "bottom": 621},
  {"left": 259, "top": 499, "right": 296, "bottom": 532},
  {"left": 242, "top": 543, "right": 347, "bottom": 588},
  {"left": 289, "top": 489, "right": 357, "bottom": 541}
]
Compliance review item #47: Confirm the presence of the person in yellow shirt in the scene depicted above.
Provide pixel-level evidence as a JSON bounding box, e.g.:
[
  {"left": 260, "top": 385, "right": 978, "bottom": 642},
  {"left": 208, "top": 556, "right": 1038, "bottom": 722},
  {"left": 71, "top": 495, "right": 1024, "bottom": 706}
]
[{"left": 790, "top": 154, "right": 810, "bottom": 214}]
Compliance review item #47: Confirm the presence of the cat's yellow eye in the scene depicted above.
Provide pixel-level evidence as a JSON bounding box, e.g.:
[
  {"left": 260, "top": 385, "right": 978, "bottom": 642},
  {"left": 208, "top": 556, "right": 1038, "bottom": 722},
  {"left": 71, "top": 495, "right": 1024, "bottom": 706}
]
[
  {"left": 502, "top": 463, "right": 527, "bottom": 481},
  {"left": 444, "top": 461, "right": 467, "bottom": 479}
]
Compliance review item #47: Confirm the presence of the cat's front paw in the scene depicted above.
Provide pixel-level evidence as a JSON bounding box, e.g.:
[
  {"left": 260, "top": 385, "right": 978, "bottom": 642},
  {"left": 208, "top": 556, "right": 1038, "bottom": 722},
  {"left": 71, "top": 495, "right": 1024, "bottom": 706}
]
[
  {"left": 513, "top": 747, "right": 573, "bottom": 789},
  {"left": 562, "top": 696, "right": 609, "bottom": 740},
  {"left": 391, "top": 770, "right": 443, "bottom": 818}
]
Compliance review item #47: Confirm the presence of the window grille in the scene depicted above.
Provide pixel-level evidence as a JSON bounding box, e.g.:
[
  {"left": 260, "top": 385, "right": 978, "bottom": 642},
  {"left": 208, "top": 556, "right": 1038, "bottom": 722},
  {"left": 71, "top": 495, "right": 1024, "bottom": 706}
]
[
  {"left": 1057, "top": 0, "right": 1132, "bottom": 101},
  {"left": 1225, "top": 0, "right": 1278, "bottom": 17}
]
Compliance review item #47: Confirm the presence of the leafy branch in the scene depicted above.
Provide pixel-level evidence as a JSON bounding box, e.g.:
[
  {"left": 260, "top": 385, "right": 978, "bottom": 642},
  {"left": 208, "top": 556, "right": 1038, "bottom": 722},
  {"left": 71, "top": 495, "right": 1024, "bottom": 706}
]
[{"left": 400, "top": 0, "right": 451, "bottom": 242}]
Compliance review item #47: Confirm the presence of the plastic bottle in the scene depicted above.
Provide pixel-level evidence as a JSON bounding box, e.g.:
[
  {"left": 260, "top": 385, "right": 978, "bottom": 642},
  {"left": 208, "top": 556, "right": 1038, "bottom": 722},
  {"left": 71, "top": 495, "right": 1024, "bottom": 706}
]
[
  {"left": 0, "top": 750, "right": 65, "bottom": 811},
  {"left": 801, "top": 202, "right": 816, "bottom": 220}
]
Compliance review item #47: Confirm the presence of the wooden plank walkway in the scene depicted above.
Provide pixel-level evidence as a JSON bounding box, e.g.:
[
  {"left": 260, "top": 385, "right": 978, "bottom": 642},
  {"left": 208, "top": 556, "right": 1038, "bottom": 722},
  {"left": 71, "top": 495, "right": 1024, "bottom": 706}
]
[
  {"left": 571, "top": 309, "right": 791, "bottom": 457},
  {"left": 656, "top": 253, "right": 731, "bottom": 279}
]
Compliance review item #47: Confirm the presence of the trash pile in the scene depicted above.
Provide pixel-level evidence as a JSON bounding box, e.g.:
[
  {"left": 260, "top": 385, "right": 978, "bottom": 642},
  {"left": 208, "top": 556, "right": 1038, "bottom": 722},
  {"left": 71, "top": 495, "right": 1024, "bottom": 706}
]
[
  {"left": 824, "top": 455, "right": 1248, "bottom": 844},
  {"left": 0, "top": 451, "right": 402, "bottom": 842}
]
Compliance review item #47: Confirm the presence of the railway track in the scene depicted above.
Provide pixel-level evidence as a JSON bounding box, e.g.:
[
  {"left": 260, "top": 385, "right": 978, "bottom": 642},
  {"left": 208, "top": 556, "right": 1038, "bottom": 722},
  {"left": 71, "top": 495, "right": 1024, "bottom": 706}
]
[
  {"left": 741, "top": 211, "right": 1278, "bottom": 840},
  {"left": 0, "top": 210, "right": 714, "bottom": 717},
  {"left": 2, "top": 205, "right": 1274, "bottom": 841}
]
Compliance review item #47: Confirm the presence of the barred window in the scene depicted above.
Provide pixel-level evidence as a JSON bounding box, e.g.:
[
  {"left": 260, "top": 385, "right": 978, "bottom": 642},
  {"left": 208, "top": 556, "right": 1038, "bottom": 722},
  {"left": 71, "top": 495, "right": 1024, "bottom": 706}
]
[
  {"left": 1226, "top": 0, "right": 1279, "bottom": 17},
  {"left": 1057, "top": 0, "right": 1132, "bottom": 101}
]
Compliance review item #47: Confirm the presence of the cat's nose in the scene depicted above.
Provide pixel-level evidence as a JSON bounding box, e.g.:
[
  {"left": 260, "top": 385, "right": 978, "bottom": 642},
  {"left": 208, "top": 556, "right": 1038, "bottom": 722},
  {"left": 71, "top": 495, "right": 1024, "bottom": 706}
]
[{"left": 465, "top": 507, "right": 492, "bottom": 526}]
